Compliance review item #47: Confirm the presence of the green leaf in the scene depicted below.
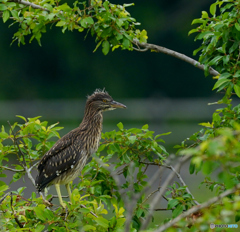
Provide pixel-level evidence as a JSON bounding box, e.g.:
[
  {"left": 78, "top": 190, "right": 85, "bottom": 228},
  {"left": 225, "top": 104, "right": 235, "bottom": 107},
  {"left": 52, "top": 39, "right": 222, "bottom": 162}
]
[
  {"left": 189, "top": 161, "right": 195, "bottom": 174},
  {"left": 172, "top": 205, "right": 184, "bottom": 218},
  {"left": 2, "top": 10, "right": 10, "bottom": 23},
  {"left": 155, "top": 132, "right": 171, "bottom": 139},
  {"left": 202, "top": 161, "right": 217, "bottom": 175},
  {"left": 0, "top": 185, "right": 9, "bottom": 193},
  {"left": 11, "top": 10, "right": 19, "bottom": 20},
  {"left": 235, "top": 211, "right": 240, "bottom": 222},
  {"left": 229, "top": 41, "right": 239, "bottom": 54},
  {"left": 191, "top": 18, "right": 205, "bottom": 25},
  {"left": 122, "top": 37, "right": 131, "bottom": 49},
  {"left": 0, "top": 4, "right": 7, "bottom": 11},
  {"left": 34, "top": 206, "right": 47, "bottom": 221},
  {"left": 16, "top": 115, "right": 27, "bottom": 122},
  {"left": 188, "top": 28, "right": 199, "bottom": 36},
  {"left": 234, "top": 85, "right": 240, "bottom": 98},
  {"left": 142, "top": 124, "right": 148, "bottom": 130},
  {"left": 103, "top": 1, "right": 109, "bottom": 10},
  {"left": 223, "top": 55, "right": 230, "bottom": 65},
  {"left": 210, "top": 3, "right": 216, "bottom": 16},
  {"left": 208, "top": 56, "right": 222, "bottom": 66},
  {"left": 201, "top": 11, "right": 209, "bottom": 19},
  {"left": 102, "top": 40, "right": 110, "bottom": 55},
  {"left": 167, "top": 199, "right": 179, "bottom": 209},
  {"left": 219, "top": 73, "right": 231, "bottom": 80},
  {"left": 128, "top": 136, "right": 136, "bottom": 144},
  {"left": 0, "top": 132, "right": 8, "bottom": 138},
  {"left": 83, "top": 225, "right": 96, "bottom": 231},
  {"left": 95, "top": 217, "right": 109, "bottom": 228},
  {"left": 35, "top": 224, "right": 45, "bottom": 232},
  {"left": 85, "top": 17, "right": 94, "bottom": 25},
  {"left": 56, "top": 21, "right": 66, "bottom": 27},
  {"left": 117, "top": 122, "right": 123, "bottom": 130},
  {"left": 212, "top": 78, "right": 230, "bottom": 90},
  {"left": 116, "top": 218, "right": 126, "bottom": 227},
  {"left": 235, "top": 23, "right": 240, "bottom": 31}
]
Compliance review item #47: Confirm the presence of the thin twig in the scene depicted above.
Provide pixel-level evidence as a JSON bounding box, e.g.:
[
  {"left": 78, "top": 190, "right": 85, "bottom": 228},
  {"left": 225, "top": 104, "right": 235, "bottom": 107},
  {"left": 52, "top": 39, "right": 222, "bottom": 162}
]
[
  {"left": 132, "top": 39, "right": 220, "bottom": 77},
  {"left": 154, "top": 183, "right": 240, "bottom": 232},
  {"left": 29, "top": 161, "right": 39, "bottom": 172},
  {"left": 139, "top": 160, "right": 200, "bottom": 205},
  {"left": 10, "top": 0, "right": 50, "bottom": 12},
  {"left": 154, "top": 208, "right": 174, "bottom": 211},
  {"left": 140, "top": 155, "right": 191, "bottom": 230},
  {"left": 80, "top": 204, "right": 98, "bottom": 218},
  {"left": 0, "top": 192, "right": 11, "bottom": 204},
  {"left": 48, "top": 195, "right": 68, "bottom": 202},
  {"left": 10, "top": 192, "right": 23, "bottom": 228},
  {"left": 142, "top": 187, "right": 160, "bottom": 205},
  {"left": 7, "top": 121, "right": 27, "bottom": 167},
  {"left": 0, "top": 166, "right": 25, "bottom": 172},
  {"left": 164, "top": 164, "right": 200, "bottom": 205}
]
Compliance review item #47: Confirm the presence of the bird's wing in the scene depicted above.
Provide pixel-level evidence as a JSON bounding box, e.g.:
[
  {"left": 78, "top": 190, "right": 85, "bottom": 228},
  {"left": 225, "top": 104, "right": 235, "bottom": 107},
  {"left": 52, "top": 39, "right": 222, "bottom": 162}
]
[{"left": 35, "top": 128, "right": 86, "bottom": 191}]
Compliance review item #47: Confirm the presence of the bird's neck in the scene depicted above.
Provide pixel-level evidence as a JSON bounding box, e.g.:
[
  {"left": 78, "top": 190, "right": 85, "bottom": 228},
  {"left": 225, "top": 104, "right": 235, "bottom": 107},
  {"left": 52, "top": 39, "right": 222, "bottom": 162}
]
[{"left": 80, "top": 109, "right": 103, "bottom": 134}]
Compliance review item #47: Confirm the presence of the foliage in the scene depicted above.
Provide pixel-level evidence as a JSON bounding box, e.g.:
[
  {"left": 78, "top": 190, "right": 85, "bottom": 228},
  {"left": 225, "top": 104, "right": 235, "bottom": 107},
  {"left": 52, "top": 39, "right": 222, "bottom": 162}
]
[
  {"left": 0, "top": 0, "right": 148, "bottom": 54},
  {"left": 189, "top": 0, "right": 240, "bottom": 100},
  {"left": 0, "top": 117, "right": 171, "bottom": 231}
]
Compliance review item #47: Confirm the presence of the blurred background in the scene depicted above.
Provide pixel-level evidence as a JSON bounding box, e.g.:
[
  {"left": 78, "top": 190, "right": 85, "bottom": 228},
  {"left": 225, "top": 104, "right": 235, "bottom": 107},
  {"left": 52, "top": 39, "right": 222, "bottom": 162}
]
[{"left": 0, "top": 0, "right": 231, "bottom": 223}]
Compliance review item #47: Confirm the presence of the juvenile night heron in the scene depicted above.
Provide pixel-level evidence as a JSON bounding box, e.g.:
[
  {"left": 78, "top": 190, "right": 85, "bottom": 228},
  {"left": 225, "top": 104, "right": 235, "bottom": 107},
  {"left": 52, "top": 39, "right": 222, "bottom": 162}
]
[{"left": 35, "top": 89, "right": 126, "bottom": 207}]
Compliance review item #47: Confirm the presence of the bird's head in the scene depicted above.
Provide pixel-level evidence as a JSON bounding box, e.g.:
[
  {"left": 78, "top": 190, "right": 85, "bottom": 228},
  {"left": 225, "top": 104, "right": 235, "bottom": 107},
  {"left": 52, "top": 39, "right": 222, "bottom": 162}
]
[{"left": 86, "top": 89, "right": 127, "bottom": 112}]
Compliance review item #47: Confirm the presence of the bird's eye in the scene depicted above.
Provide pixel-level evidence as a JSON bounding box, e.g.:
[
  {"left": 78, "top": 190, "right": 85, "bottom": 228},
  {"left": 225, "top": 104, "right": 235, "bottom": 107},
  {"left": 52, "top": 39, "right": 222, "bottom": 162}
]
[{"left": 103, "top": 99, "right": 107, "bottom": 103}]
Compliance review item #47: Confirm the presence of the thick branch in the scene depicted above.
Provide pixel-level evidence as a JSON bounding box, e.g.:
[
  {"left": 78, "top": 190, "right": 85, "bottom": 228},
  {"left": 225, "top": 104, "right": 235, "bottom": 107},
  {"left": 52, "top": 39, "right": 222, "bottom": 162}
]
[
  {"left": 10, "top": 0, "right": 50, "bottom": 12},
  {"left": 133, "top": 39, "right": 219, "bottom": 77},
  {"left": 154, "top": 183, "right": 240, "bottom": 232}
]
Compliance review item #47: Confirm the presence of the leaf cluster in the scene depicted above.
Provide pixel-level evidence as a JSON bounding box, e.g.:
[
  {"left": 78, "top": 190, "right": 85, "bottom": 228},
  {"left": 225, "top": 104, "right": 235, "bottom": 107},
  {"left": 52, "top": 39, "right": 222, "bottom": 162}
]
[
  {"left": 0, "top": 0, "right": 148, "bottom": 54},
  {"left": 190, "top": 0, "right": 240, "bottom": 99}
]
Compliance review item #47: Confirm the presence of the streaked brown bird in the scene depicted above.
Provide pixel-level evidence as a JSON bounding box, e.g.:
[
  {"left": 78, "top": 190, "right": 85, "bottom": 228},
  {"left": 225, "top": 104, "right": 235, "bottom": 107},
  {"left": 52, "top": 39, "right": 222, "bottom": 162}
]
[{"left": 35, "top": 89, "right": 126, "bottom": 207}]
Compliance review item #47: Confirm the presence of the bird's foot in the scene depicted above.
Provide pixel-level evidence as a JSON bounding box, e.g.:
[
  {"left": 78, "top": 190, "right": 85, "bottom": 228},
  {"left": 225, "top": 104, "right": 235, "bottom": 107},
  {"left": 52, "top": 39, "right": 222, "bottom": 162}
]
[{"left": 43, "top": 199, "right": 53, "bottom": 207}]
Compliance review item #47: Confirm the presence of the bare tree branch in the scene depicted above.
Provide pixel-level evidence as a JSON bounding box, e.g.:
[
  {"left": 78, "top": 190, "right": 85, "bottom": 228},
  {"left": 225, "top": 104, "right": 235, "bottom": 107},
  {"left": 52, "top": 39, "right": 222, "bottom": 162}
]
[
  {"left": 10, "top": 0, "right": 50, "bottom": 12},
  {"left": 0, "top": 166, "right": 24, "bottom": 172},
  {"left": 139, "top": 160, "right": 200, "bottom": 206},
  {"left": 133, "top": 39, "right": 220, "bottom": 77},
  {"left": 29, "top": 161, "right": 39, "bottom": 172},
  {"left": 140, "top": 155, "right": 192, "bottom": 230},
  {"left": 154, "top": 183, "right": 240, "bottom": 232},
  {"left": 164, "top": 164, "right": 200, "bottom": 205}
]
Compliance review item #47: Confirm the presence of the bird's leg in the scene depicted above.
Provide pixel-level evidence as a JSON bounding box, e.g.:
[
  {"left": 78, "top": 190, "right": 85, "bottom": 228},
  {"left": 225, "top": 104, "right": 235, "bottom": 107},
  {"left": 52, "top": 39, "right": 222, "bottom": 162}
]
[
  {"left": 44, "top": 187, "right": 48, "bottom": 197},
  {"left": 65, "top": 183, "right": 72, "bottom": 202},
  {"left": 55, "top": 184, "right": 66, "bottom": 208}
]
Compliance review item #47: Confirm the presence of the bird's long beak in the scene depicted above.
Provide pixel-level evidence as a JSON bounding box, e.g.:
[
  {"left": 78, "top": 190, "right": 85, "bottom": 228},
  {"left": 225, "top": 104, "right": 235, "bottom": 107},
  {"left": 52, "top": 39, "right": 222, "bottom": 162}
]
[{"left": 111, "top": 100, "right": 127, "bottom": 109}]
